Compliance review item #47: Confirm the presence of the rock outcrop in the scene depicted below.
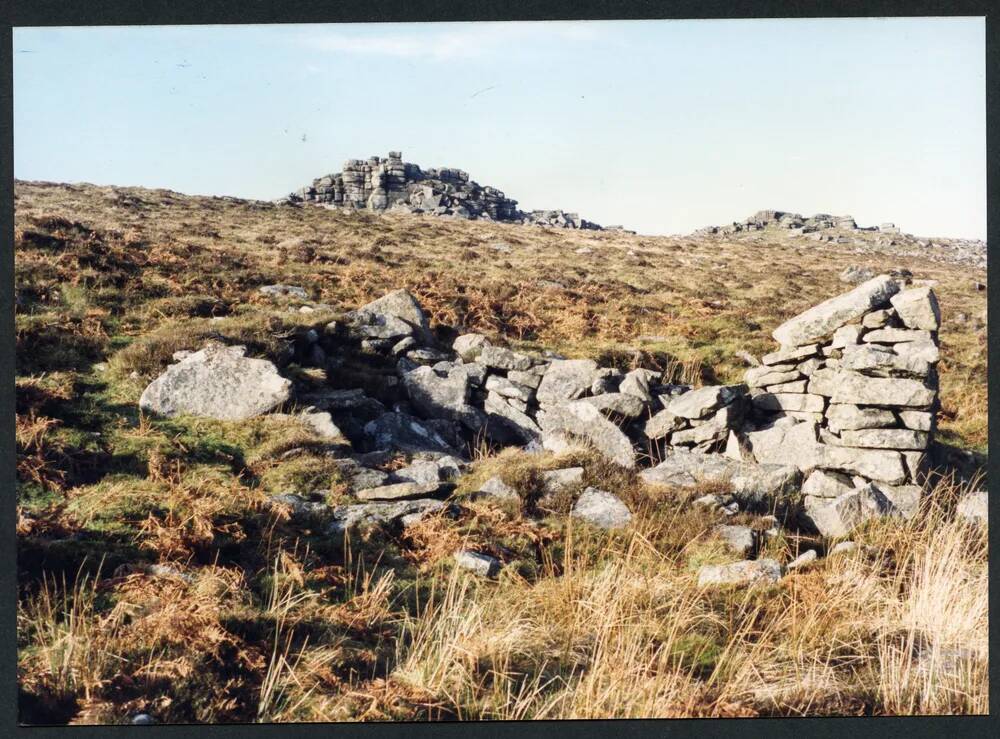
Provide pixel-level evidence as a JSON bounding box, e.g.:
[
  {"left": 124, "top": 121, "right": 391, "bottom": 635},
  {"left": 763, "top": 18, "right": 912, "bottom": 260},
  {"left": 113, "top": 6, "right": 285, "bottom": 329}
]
[{"left": 286, "top": 151, "right": 627, "bottom": 231}]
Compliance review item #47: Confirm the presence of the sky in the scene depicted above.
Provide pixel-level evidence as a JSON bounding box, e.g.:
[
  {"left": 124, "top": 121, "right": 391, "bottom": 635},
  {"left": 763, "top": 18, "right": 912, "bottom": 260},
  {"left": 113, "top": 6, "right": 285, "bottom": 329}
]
[{"left": 13, "top": 18, "right": 986, "bottom": 239}]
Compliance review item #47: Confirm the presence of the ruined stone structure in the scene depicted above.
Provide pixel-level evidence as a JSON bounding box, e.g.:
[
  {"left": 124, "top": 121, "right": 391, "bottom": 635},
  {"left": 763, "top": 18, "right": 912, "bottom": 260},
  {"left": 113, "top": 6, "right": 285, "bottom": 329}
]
[{"left": 287, "top": 152, "right": 624, "bottom": 231}]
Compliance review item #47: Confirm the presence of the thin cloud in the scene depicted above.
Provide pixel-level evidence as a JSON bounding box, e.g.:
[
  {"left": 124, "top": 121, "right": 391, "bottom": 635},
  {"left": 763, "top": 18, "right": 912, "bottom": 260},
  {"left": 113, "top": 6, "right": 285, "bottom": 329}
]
[{"left": 297, "top": 22, "right": 601, "bottom": 61}]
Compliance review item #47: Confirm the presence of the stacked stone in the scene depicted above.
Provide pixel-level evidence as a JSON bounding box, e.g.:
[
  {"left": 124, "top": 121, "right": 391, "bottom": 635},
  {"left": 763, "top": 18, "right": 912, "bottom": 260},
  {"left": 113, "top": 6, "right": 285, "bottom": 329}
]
[
  {"left": 643, "top": 385, "right": 747, "bottom": 453},
  {"left": 738, "top": 274, "right": 940, "bottom": 526},
  {"left": 288, "top": 152, "right": 612, "bottom": 229}
]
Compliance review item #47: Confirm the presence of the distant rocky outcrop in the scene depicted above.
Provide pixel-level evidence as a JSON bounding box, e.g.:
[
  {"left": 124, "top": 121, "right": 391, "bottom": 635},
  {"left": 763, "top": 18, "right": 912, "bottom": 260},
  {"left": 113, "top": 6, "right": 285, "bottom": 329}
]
[
  {"left": 693, "top": 209, "right": 986, "bottom": 269},
  {"left": 284, "top": 151, "right": 630, "bottom": 232}
]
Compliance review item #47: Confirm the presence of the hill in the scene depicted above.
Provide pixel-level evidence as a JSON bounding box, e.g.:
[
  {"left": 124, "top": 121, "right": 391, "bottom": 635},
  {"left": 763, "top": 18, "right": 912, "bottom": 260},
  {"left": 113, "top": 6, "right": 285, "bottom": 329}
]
[{"left": 14, "top": 180, "right": 987, "bottom": 723}]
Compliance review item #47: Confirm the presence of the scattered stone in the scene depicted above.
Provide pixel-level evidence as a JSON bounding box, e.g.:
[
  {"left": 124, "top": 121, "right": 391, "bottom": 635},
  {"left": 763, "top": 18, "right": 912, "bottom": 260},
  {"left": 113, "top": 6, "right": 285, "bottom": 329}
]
[
  {"left": 570, "top": 487, "right": 632, "bottom": 529},
  {"left": 714, "top": 524, "right": 755, "bottom": 556},
  {"left": 829, "top": 541, "right": 858, "bottom": 556},
  {"left": 786, "top": 549, "right": 817, "bottom": 570},
  {"left": 260, "top": 284, "right": 309, "bottom": 299},
  {"left": 697, "top": 559, "right": 782, "bottom": 587},
  {"left": 839, "top": 266, "right": 875, "bottom": 284},
  {"left": 355, "top": 481, "right": 444, "bottom": 502},
  {"left": 956, "top": 491, "right": 987, "bottom": 527},
  {"left": 453, "top": 550, "right": 501, "bottom": 577}
]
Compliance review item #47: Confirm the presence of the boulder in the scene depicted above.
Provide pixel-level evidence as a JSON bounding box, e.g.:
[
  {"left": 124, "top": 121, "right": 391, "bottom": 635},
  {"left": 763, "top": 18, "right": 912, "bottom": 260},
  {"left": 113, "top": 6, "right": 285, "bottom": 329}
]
[
  {"left": 539, "top": 401, "right": 636, "bottom": 468},
  {"left": 579, "top": 392, "right": 647, "bottom": 419},
  {"left": 644, "top": 409, "right": 685, "bottom": 439},
  {"left": 729, "top": 463, "right": 802, "bottom": 505},
  {"left": 889, "top": 287, "right": 941, "bottom": 331},
  {"left": 542, "top": 467, "right": 585, "bottom": 493},
  {"left": 801, "top": 483, "right": 896, "bottom": 537},
  {"left": 772, "top": 275, "right": 900, "bottom": 346},
  {"left": 403, "top": 365, "right": 485, "bottom": 431},
  {"left": 484, "top": 391, "right": 542, "bottom": 443},
  {"left": 956, "top": 491, "right": 987, "bottom": 527},
  {"left": 639, "top": 450, "right": 739, "bottom": 487},
  {"left": 259, "top": 284, "right": 309, "bottom": 299},
  {"left": 453, "top": 550, "right": 501, "bottom": 577},
  {"left": 536, "top": 359, "right": 601, "bottom": 407},
  {"left": 351, "top": 289, "right": 434, "bottom": 345},
  {"left": 391, "top": 455, "right": 464, "bottom": 486},
  {"left": 476, "top": 476, "right": 520, "bottom": 502},
  {"left": 364, "top": 412, "right": 460, "bottom": 456},
  {"left": 666, "top": 384, "right": 745, "bottom": 420},
  {"left": 619, "top": 369, "right": 655, "bottom": 402},
  {"left": 697, "top": 559, "right": 782, "bottom": 587},
  {"left": 714, "top": 524, "right": 755, "bottom": 556},
  {"left": 139, "top": 344, "right": 291, "bottom": 421},
  {"left": 570, "top": 487, "right": 632, "bottom": 529},
  {"left": 485, "top": 375, "right": 535, "bottom": 403},
  {"left": 453, "top": 333, "right": 490, "bottom": 361},
  {"left": 801, "top": 469, "right": 856, "bottom": 498},
  {"left": 327, "top": 498, "right": 446, "bottom": 537},
  {"left": 478, "top": 345, "right": 536, "bottom": 372}
]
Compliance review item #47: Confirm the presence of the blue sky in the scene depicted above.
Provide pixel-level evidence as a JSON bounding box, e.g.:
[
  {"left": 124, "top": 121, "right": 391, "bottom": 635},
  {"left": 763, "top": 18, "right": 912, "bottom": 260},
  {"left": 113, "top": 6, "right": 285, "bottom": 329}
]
[{"left": 13, "top": 18, "right": 986, "bottom": 238}]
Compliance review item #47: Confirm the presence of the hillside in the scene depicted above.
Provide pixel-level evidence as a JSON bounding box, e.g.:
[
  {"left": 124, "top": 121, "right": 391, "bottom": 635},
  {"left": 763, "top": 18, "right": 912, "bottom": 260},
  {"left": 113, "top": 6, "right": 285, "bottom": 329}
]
[{"left": 14, "top": 180, "right": 988, "bottom": 723}]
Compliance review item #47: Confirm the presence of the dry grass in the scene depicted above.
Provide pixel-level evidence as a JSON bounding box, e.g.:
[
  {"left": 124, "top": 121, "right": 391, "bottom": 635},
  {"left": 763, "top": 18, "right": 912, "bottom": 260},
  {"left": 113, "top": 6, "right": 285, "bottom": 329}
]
[{"left": 14, "top": 180, "right": 988, "bottom": 723}]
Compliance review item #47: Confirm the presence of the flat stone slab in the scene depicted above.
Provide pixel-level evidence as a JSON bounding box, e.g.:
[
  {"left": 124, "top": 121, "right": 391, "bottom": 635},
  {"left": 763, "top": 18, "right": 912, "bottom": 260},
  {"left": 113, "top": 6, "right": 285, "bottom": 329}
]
[
  {"left": 772, "top": 275, "right": 900, "bottom": 346},
  {"left": 697, "top": 559, "right": 782, "bottom": 587},
  {"left": 355, "top": 481, "right": 444, "bottom": 501},
  {"left": 454, "top": 550, "right": 501, "bottom": 577}
]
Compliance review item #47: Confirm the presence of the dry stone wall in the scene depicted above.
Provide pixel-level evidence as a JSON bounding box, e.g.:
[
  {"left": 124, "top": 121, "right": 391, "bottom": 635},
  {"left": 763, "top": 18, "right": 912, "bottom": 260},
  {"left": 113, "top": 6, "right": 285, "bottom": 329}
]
[{"left": 733, "top": 275, "right": 940, "bottom": 525}]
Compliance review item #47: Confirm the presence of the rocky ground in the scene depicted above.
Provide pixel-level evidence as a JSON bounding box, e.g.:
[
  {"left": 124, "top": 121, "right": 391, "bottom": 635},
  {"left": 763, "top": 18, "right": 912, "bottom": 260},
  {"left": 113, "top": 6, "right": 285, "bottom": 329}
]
[{"left": 14, "top": 180, "right": 988, "bottom": 723}]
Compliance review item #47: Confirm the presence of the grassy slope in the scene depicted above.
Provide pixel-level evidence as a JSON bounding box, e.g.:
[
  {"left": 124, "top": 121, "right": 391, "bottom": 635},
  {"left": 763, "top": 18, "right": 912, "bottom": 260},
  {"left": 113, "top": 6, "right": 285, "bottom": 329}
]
[{"left": 14, "top": 181, "right": 988, "bottom": 723}]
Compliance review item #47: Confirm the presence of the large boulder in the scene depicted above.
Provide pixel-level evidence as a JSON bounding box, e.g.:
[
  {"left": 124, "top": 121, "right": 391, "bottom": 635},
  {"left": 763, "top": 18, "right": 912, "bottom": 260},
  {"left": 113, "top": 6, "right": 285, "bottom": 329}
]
[
  {"left": 139, "top": 344, "right": 291, "bottom": 421},
  {"left": 536, "top": 359, "right": 602, "bottom": 407},
  {"left": 402, "top": 364, "right": 485, "bottom": 431},
  {"left": 539, "top": 400, "right": 636, "bottom": 468},
  {"left": 350, "top": 289, "right": 434, "bottom": 345},
  {"left": 772, "top": 275, "right": 900, "bottom": 346}
]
